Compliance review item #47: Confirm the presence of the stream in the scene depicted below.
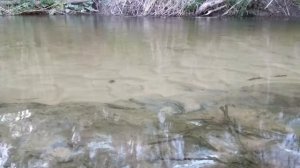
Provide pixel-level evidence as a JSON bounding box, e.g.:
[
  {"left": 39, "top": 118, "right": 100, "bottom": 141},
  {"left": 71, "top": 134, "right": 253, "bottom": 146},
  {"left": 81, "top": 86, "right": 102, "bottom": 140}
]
[{"left": 0, "top": 16, "right": 300, "bottom": 168}]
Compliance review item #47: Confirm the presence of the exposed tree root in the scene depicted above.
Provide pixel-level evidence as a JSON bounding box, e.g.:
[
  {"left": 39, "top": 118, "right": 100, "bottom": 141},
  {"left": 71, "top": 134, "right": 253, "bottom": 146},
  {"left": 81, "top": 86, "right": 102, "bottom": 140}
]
[{"left": 197, "top": 0, "right": 226, "bottom": 15}]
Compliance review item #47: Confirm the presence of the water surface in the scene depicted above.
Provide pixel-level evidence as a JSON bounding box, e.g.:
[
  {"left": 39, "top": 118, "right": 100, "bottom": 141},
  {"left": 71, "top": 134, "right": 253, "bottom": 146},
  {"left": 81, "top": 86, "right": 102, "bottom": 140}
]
[{"left": 0, "top": 16, "right": 300, "bottom": 168}]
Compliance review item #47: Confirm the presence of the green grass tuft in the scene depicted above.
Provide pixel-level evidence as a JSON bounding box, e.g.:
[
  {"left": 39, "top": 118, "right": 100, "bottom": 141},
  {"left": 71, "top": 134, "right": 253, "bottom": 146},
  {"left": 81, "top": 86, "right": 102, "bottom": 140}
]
[{"left": 184, "top": 0, "right": 205, "bottom": 13}]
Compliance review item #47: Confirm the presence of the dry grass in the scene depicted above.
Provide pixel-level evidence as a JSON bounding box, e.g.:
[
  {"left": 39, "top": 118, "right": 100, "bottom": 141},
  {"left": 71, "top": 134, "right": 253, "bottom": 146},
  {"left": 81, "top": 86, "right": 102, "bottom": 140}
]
[
  {"left": 1, "top": 0, "right": 300, "bottom": 16},
  {"left": 95, "top": 0, "right": 199, "bottom": 16}
]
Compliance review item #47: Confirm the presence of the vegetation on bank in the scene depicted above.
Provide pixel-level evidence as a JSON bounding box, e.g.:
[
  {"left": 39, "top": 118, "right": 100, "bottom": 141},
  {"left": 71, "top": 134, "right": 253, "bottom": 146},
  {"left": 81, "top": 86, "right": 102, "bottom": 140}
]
[{"left": 0, "top": 0, "right": 300, "bottom": 17}]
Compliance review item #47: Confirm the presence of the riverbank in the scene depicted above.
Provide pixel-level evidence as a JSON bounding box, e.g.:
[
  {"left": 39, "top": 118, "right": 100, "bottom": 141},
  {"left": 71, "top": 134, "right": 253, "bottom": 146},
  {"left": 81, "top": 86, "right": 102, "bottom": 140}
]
[{"left": 0, "top": 0, "right": 300, "bottom": 17}]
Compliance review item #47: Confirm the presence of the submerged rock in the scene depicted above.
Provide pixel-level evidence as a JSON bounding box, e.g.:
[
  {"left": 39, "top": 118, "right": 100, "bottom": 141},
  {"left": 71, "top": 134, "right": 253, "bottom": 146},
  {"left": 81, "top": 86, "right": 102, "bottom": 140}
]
[
  {"left": 288, "top": 118, "right": 300, "bottom": 136},
  {"left": 0, "top": 84, "right": 300, "bottom": 167}
]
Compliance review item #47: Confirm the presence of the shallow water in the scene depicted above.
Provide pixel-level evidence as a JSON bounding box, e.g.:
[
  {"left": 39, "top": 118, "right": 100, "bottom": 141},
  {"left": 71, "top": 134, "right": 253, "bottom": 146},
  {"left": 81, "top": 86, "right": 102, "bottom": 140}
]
[{"left": 0, "top": 16, "right": 300, "bottom": 168}]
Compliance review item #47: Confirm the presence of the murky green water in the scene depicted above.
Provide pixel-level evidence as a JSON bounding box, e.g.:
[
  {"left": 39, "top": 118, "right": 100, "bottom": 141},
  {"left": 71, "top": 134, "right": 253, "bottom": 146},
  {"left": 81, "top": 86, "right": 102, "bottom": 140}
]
[{"left": 0, "top": 16, "right": 300, "bottom": 168}]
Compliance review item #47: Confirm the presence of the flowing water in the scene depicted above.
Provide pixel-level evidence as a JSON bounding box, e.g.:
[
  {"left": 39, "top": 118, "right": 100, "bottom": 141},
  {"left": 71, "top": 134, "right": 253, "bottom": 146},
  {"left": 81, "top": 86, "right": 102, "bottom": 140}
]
[{"left": 0, "top": 16, "right": 300, "bottom": 168}]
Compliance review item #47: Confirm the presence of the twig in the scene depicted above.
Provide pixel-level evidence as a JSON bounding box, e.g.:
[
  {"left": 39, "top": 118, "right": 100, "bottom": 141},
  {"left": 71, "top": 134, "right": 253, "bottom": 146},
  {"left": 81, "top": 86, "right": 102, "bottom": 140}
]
[
  {"left": 222, "top": 0, "right": 243, "bottom": 16},
  {"left": 265, "top": 0, "right": 275, "bottom": 9},
  {"left": 220, "top": 105, "right": 231, "bottom": 122},
  {"left": 248, "top": 76, "right": 264, "bottom": 81},
  {"left": 275, "top": 0, "right": 288, "bottom": 15},
  {"left": 148, "top": 137, "right": 181, "bottom": 145},
  {"left": 158, "top": 156, "right": 222, "bottom": 162},
  {"left": 284, "top": 0, "right": 290, "bottom": 16},
  {"left": 205, "top": 4, "right": 227, "bottom": 16},
  {"left": 273, "top": 74, "right": 287, "bottom": 77}
]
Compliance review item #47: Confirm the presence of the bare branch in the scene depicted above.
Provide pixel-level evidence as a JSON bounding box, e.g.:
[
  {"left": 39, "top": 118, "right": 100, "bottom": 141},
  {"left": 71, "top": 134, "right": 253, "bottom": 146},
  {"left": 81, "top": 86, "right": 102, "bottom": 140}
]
[
  {"left": 222, "top": 0, "right": 243, "bottom": 16},
  {"left": 204, "top": 4, "right": 227, "bottom": 15},
  {"left": 265, "top": 0, "right": 275, "bottom": 9}
]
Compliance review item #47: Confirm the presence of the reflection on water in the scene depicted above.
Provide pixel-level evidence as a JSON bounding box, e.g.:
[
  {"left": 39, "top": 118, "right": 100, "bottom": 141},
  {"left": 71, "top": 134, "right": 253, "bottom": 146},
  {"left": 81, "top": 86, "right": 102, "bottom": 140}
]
[
  {"left": 0, "top": 16, "right": 300, "bottom": 167},
  {"left": 0, "top": 16, "right": 299, "bottom": 104}
]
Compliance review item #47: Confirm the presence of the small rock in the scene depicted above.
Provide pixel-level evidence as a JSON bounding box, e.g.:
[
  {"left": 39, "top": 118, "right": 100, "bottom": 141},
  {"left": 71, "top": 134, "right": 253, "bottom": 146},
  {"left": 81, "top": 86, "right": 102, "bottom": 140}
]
[
  {"left": 50, "top": 147, "right": 73, "bottom": 163},
  {"left": 49, "top": 9, "right": 56, "bottom": 15},
  {"left": 65, "top": 9, "right": 71, "bottom": 13}
]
